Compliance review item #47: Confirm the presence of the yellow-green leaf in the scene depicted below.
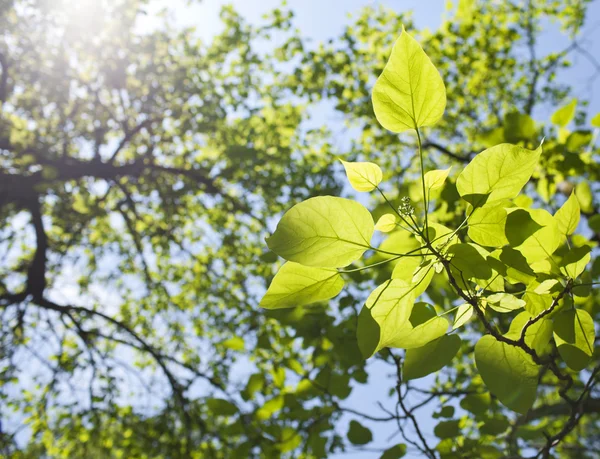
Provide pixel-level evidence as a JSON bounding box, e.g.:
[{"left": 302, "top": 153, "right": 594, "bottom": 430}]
[
  {"left": 424, "top": 167, "right": 451, "bottom": 192},
  {"left": 554, "top": 192, "right": 580, "bottom": 237},
  {"left": 486, "top": 293, "right": 525, "bottom": 313},
  {"left": 372, "top": 28, "right": 446, "bottom": 133},
  {"left": 453, "top": 303, "right": 473, "bottom": 330},
  {"left": 357, "top": 279, "right": 416, "bottom": 357},
  {"left": 267, "top": 196, "right": 374, "bottom": 268},
  {"left": 456, "top": 144, "right": 542, "bottom": 207},
  {"left": 575, "top": 182, "right": 594, "bottom": 213},
  {"left": 340, "top": 160, "right": 383, "bottom": 192},
  {"left": 375, "top": 213, "right": 398, "bottom": 232},
  {"left": 260, "top": 262, "right": 344, "bottom": 309},
  {"left": 551, "top": 99, "right": 577, "bottom": 128}
]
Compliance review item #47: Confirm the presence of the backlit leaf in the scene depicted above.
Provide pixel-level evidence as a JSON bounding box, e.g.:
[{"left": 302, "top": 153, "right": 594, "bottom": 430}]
[
  {"left": 267, "top": 196, "right": 374, "bottom": 268},
  {"left": 260, "top": 262, "right": 344, "bottom": 309},
  {"left": 456, "top": 143, "right": 542, "bottom": 207},
  {"left": 554, "top": 192, "right": 580, "bottom": 237},
  {"left": 357, "top": 280, "right": 416, "bottom": 356},
  {"left": 424, "top": 167, "right": 451, "bottom": 193},
  {"left": 551, "top": 99, "right": 577, "bottom": 127},
  {"left": 372, "top": 28, "right": 446, "bottom": 132},
  {"left": 553, "top": 308, "right": 595, "bottom": 371},
  {"left": 404, "top": 334, "right": 461, "bottom": 380},
  {"left": 375, "top": 213, "right": 399, "bottom": 232},
  {"left": 486, "top": 293, "right": 525, "bottom": 313},
  {"left": 340, "top": 160, "right": 383, "bottom": 192},
  {"left": 475, "top": 335, "right": 539, "bottom": 413},
  {"left": 453, "top": 303, "right": 473, "bottom": 330}
]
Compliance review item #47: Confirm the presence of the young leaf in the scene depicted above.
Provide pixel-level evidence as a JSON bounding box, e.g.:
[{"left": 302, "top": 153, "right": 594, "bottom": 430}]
[
  {"left": 453, "top": 303, "right": 473, "bottom": 330},
  {"left": 456, "top": 143, "right": 542, "bottom": 207},
  {"left": 474, "top": 335, "right": 539, "bottom": 413},
  {"left": 424, "top": 167, "right": 451, "bottom": 192},
  {"left": 592, "top": 112, "right": 600, "bottom": 127},
  {"left": 403, "top": 334, "right": 461, "bottom": 380},
  {"left": 554, "top": 192, "right": 580, "bottom": 237},
  {"left": 340, "top": 160, "right": 383, "bottom": 192},
  {"left": 357, "top": 279, "right": 417, "bottom": 357},
  {"left": 266, "top": 196, "right": 374, "bottom": 268},
  {"left": 553, "top": 308, "right": 595, "bottom": 371},
  {"left": 372, "top": 28, "right": 446, "bottom": 133},
  {"left": 551, "top": 99, "right": 577, "bottom": 127},
  {"left": 347, "top": 420, "right": 372, "bottom": 445},
  {"left": 260, "top": 262, "right": 344, "bottom": 309},
  {"left": 375, "top": 213, "right": 398, "bottom": 232}
]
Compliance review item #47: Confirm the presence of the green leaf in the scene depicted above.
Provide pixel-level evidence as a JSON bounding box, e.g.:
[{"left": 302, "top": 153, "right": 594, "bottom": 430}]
[
  {"left": 379, "top": 231, "right": 421, "bottom": 260},
  {"left": 486, "top": 293, "right": 525, "bottom": 314},
  {"left": 390, "top": 302, "right": 449, "bottom": 349},
  {"left": 575, "top": 182, "right": 594, "bottom": 213},
  {"left": 206, "top": 398, "right": 238, "bottom": 416},
  {"left": 456, "top": 143, "right": 542, "bottom": 207},
  {"left": 489, "top": 247, "right": 536, "bottom": 284},
  {"left": 554, "top": 192, "right": 580, "bottom": 237},
  {"left": 480, "top": 417, "right": 510, "bottom": 436},
  {"left": 380, "top": 444, "right": 407, "bottom": 459},
  {"left": 278, "top": 427, "right": 302, "bottom": 452},
  {"left": 453, "top": 303, "right": 473, "bottom": 330},
  {"left": 468, "top": 201, "right": 509, "bottom": 247},
  {"left": 505, "top": 311, "right": 553, "bottom": 356},
  {"left": 260, "top": 262, "right": 344, "bottom": 309},
  {"left": 460, "top": 392, "right": 491, "bottom": 415},
  {"left": 256, "top": 396, "right": 284, "bottom": 421},
  {"left": 221, "top": 336, "right": 245, "bottom": 351},
  {"left": 551, "top": 99, "right": 577, "bottom": 127},
  {"left": 448, "top": 243, "right": 492, "bottom": 280},
  {"left": 591, "top": 113, "right": 600, "bottom": 127},
  {"left": 553, "top": 309, "right": 595, "bottom": 371},
  {"left": 434, "top": 420, "right": 460, "bottom": 439},
  {"left": 375, "top": 213, "right": 399, "bottom": 232},
  {"left": 403, "top": 334, "right": 461, "bottom": 380},
  {"left": 392, "top": 257, "right": 435, "bottom": 297},
  {"left": 475, "top": 335, "right": 539, "bottom": 413},
  {"left": 424, "top": 167, "right": 451, "bottom": 192},
  {"left": 267, "top": 196, "right": 374, "bottom": 268},
  {"left": 560, "top": 245, "right": 591, "bottom": 279},
  {"left": 357, "top": 280, "right": 416, "bottom": 356},
  {"left": 523, "top": 291, "right": 553, "bottom": 315},
  {"left": 506, "top": 208, "right": 561, "bottom": 264},
  {"left": 372, "top": 28, "right": 446, "bottom": 132},
  {"left": 504, "top": 112, "right": 536, "bottom": 143},
  {"left": 340, "top": 160, "right": 383, "bottom": 192},
  {"left": 347, "top": 420, "right": 372, "bottom": 445}
]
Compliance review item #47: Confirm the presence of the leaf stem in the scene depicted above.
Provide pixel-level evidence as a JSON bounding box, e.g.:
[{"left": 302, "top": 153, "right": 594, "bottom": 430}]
[{"left": 416, "top": 127, "right": 429, "bottom": 242}]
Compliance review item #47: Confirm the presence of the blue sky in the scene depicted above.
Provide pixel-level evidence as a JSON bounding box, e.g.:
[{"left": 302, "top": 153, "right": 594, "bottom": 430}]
[{"left": 145, "top": 1, "right": 600, "bottom": 457}]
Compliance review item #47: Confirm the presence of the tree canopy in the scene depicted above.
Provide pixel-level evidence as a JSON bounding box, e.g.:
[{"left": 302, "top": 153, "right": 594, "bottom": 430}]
[{"left": 1, "top": 0, "right": 600, "bottom": 458}]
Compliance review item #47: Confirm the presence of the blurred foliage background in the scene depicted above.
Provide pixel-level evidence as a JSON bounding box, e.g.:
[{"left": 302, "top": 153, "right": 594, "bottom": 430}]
[{"left": 1, "top": 0, "right": 600, "bottom": 457}]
